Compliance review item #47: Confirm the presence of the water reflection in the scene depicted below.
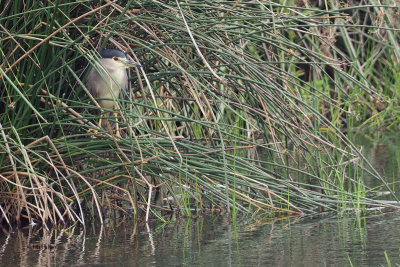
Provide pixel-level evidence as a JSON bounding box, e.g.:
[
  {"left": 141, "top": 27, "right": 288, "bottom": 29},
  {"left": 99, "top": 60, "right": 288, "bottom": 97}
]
[
  {"left": 355, "top": 132, "right": 400, "bottom": 191},
  {"left": 1, "top": 213, "right": 400, "bottom": 266}
]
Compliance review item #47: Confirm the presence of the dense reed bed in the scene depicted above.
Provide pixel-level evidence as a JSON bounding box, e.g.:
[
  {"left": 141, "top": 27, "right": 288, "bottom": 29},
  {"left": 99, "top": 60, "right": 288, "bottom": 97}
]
[{"left": 1, "top": 1, "right": 399, "bottom": 227}]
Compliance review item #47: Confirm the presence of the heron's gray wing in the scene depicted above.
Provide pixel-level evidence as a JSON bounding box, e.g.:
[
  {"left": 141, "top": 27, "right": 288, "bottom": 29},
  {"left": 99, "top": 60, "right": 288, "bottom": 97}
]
[{"left": 86, "top": 68, "right": 99, "bottom": 98}]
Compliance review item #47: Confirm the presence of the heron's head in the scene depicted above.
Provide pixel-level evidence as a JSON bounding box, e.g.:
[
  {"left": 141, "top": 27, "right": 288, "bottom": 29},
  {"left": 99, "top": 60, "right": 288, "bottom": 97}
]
[{"left": 99, "top": 49, "right": 141, "bottom": 69}]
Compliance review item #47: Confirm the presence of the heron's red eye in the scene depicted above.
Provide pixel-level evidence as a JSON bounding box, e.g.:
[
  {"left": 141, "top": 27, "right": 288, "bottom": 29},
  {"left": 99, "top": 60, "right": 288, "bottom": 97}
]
[{"left": 113, "top": 57, "right": 118, "bottom": 61}]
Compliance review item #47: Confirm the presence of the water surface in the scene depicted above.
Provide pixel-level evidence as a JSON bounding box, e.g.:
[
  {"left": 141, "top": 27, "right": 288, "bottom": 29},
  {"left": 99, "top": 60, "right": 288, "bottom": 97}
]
[{"left": 1, "top": 212, "right": 400, "bottom": 266}]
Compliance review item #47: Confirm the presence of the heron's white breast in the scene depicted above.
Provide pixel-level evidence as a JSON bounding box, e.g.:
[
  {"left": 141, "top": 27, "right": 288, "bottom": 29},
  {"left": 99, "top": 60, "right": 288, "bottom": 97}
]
[{"left": 96, "top": 59, "right": 127, "bottom": 109}]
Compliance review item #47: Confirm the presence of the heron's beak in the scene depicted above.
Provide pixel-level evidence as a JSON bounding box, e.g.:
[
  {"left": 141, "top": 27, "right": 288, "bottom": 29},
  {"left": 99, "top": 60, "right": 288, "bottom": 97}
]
[{"left": 121, "top": 58, "right": 141, "bottom": 68}]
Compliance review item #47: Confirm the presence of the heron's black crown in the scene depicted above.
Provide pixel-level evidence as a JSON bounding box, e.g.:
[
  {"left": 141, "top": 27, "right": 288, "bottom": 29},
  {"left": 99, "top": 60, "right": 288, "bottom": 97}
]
[{"left": 100, "top": 49, "right": 126, "bottom": 59}]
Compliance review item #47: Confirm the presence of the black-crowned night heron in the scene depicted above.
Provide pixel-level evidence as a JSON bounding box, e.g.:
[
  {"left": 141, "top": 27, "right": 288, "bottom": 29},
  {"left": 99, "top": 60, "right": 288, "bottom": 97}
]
[{"left": 87, "top": 49, "right": 141, "bottom": 136}]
